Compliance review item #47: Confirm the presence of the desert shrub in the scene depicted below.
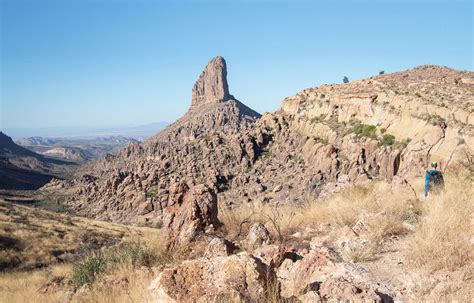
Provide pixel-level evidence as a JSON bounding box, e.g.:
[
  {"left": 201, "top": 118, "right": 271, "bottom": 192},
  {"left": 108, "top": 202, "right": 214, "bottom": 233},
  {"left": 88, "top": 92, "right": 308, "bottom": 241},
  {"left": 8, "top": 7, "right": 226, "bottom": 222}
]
[
  {"left": 310, "top": 114, "right": 327, "bottom": 124},
  {"left": 72, "top": 239, "right": 170, "bottom": 287},
  {"left": 379, "top": 134, "right": 395, "bottom": 146},
  {"left": 379, "top": 70, "right": 385, "bottom": 75},
  {"left": 260, "top": 146, "right": 273, "bottom": 159},
  {"left": 420, "top": 113, "right": 446, "bottom": 126},
  {"left": 145, "top": 190, "right": 157, "bottom": 198},
  {"left": 106, "top": 242, "right": 154, "bottom": 268},
  {"left": 72, "top": 255, "right": 107, "bottom": 287},
  {"left": 313, "top": 136, "right": 329, "bottom": 145},
  {"left": 343, "top": 76, "right": 349, "bottom": 83},
  {"left": 352, "top": 123, "right": 377, "bottom": 139},
  {"left": 394, "top": 138, "right": 411, "bottom": 149}
]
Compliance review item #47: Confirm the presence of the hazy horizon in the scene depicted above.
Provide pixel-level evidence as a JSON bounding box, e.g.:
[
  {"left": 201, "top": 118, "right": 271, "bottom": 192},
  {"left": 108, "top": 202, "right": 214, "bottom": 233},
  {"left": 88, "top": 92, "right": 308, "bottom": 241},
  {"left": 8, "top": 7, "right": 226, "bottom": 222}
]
[{"left": 1, "top": 0, "right": 472, "bottom": 129}]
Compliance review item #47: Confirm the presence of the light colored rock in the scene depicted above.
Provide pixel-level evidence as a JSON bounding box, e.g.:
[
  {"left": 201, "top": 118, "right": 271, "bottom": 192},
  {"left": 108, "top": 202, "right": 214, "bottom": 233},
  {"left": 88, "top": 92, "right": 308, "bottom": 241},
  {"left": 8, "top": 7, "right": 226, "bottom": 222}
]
[
  {"left": 245, "top": 222, "right": 271, "bottom": 249},
  {"left": 148, "top": 252, "right": 267, "bottom": 303},
  {"left": 204, "top": 237, "right": 236, "bottom": 258},
  {"left": 276, "top": 246, "right": 390, "bottom": 301}
]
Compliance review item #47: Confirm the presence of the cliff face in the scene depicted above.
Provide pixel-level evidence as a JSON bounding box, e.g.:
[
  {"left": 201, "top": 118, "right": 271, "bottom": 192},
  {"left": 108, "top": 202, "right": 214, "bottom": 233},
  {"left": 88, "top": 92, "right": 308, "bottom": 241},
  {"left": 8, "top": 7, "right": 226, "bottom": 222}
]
[{"left": 42, "top": 61, "right": 474, "bottom": 225}]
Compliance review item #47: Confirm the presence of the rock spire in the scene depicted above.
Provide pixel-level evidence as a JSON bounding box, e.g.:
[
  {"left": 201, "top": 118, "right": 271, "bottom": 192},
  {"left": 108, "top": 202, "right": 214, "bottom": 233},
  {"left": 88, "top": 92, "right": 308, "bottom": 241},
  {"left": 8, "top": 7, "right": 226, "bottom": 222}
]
[{"left": 191, "top": 56, "right": 232, "bottom": 107}]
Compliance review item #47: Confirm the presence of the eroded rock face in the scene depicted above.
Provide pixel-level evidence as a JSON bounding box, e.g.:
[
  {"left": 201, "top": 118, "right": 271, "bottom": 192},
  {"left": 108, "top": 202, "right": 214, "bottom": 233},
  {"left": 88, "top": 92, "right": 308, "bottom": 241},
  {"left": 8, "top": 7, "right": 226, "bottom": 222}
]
[
  {"left": 162, "top": 183, "right": 219, "bottom": 247},
  {"left": 148, "top": 252, "right": 267, "bottom": 303},
  {"left": 191, "top": 56, "right": 232, "bottom": 107}
]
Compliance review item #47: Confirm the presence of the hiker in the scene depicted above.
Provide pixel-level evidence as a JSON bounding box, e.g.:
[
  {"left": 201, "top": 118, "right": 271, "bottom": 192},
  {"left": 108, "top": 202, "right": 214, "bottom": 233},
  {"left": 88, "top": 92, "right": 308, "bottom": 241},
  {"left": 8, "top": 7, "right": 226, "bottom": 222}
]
[{"left": 424, "top": 162, "right": 445, "bottom": 197}]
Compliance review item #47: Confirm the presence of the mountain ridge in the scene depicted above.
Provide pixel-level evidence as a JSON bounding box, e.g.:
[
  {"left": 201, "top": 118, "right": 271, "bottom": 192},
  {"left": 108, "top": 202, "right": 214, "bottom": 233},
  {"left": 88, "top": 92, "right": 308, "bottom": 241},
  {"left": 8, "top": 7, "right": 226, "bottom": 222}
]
[{"left": 41, "top": 59, "right": 473, "bottom": 226}]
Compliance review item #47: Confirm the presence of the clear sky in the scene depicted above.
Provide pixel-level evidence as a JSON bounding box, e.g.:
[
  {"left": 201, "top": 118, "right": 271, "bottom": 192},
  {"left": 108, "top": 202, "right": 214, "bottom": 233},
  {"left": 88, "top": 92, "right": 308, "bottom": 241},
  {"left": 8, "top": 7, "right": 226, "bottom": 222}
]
[{"left": 1, "top": 0, "right": 472, "bottom": 129}]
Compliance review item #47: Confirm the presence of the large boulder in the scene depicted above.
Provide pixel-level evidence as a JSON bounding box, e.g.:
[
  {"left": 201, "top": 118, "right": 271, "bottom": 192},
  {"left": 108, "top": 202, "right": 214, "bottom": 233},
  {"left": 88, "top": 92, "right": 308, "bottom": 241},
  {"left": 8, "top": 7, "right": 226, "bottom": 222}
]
[
  {"left": 148, "top": 252, "right": 268, "bottom": 303},
  {"left": 276, "top": 246, "right": 392, "bottom": 302},
  {"left": 162, "top": 183, "right": 219, "bottom": 247}
]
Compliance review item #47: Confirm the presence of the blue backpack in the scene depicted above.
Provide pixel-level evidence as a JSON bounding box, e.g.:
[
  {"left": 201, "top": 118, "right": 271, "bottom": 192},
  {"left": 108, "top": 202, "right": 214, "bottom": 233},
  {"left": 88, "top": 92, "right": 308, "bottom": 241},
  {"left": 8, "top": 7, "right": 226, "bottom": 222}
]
[{"left": 428, "top": 170, "right": 445, "bottom": 192}]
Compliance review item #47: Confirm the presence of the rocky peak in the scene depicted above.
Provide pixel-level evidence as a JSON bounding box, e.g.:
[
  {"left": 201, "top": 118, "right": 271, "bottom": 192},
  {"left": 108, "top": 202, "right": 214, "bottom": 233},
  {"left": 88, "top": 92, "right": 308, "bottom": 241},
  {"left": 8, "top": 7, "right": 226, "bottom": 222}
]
[{"left": 191, "top": 56, "right": 233, "bottom": 107}]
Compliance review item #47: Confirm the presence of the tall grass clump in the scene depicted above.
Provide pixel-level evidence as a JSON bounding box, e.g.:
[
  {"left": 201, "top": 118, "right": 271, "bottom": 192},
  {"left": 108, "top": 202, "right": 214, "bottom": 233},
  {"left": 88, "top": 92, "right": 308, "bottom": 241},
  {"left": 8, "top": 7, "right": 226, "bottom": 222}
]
[
  {"left": 406, "top": 172, "right": 474, "bottom": 272},
  {"left": 72, "top": 239, "right": 172, "bottom": 287},
  {"left": 72, "top": 255, "right": 107, "bottom": 287}
]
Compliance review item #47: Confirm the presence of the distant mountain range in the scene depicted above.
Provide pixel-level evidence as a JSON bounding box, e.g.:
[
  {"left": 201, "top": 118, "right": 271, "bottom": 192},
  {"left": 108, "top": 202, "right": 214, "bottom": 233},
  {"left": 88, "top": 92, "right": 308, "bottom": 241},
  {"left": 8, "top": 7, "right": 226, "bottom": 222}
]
[
  {"left": 17, "top": 135, "right": 139, "bottom": 161},
  {"left": 2, "top": 122, "right": 169, "bottom": 141},
  {"left": 0, "top": 131, "right": 76, "bottom": 190}
]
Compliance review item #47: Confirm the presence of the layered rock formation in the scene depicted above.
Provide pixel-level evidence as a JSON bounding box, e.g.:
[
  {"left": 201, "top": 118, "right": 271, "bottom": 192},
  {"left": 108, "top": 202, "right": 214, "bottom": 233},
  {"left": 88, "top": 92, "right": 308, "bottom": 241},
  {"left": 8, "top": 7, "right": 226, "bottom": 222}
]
[{"left": 42, "top": 60, "right": 473, "bottom": 230}]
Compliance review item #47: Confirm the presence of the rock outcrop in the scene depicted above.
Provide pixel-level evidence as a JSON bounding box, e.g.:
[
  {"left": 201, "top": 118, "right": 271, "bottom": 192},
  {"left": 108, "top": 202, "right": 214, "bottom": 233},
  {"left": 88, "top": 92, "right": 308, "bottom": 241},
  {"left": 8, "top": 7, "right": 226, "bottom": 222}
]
[
  {"left": 148, "top": 252, "right": 268, "bottom": 303},
  {"left": 191, "top": 56, "right": 232, "bottom": 107},
  {"left": 162, "top": 183, "right": 219, "bottom": 247},
  {"left": 148, "top": 241, "right": 394, "bottom": 302}
]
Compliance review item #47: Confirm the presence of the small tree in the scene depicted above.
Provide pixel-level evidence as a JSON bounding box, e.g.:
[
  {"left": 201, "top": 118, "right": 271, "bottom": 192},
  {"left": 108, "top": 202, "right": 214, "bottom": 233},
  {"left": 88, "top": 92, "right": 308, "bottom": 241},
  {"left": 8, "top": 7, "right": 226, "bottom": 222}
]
[
  {"left": 343, "top": 76, "right": 349, "bottom": 83},
  {"left": 379, "top": 70, "right": 385, "bottom": 75}
]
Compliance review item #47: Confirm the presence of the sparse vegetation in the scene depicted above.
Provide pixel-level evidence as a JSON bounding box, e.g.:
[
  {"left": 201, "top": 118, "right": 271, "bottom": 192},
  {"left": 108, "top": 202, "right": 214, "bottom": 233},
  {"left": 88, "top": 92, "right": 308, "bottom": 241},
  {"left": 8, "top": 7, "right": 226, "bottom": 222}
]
[
  {"left": 310, "top": 113, "right": 327, "bottom": 124},
  {"left": 352, "top": 122, "right": 377, "bottom": 139},
  {"left": 379, "top": 70, "right": 385, "bottom": 75},
  {"left": 343, "top": 76, "right": 349, "bottom": 83},
  {"left": 313, "top": 136, "right": 329, "bottom": 145},
  {"left": 420, "top": 113, "right": 446, "bottom": 126},
  {"left": 72, "top": 254, "right": 107, "bottom": 286},
  {"left": 145, "top": 190, "right": 157, "bottom": 198},
  {"left": 379, "top": 134, "right": 396, "bottom": 146}
]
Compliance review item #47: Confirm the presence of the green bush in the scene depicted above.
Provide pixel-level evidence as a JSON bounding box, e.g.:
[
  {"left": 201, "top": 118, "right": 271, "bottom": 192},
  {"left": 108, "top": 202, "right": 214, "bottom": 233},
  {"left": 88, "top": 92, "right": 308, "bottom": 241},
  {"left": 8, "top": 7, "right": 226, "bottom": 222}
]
[
  {"left": 72, "top": 242, "right": 158, "bottom": 287},
  {"left": 343, "top": 76, "right": 349, "bottom": 83},
  {"left": 379, "top": 70, "right": 385, "bottom": 75},
  {"left": 314, "top": 136, "right": 329, "bottom": 145},
  {"left": 145, "top": 190, "right": 157, "bottom": 198},
  {"left": 310, "top": 114, "right": 327, "bottom": 124},
  {"left": 352, "top": 123, "right": 377, "bottom": 140},
  {"left": 72, "top": 255, "right": 107, "bottom": 287},
  {"left": 394, "top": 138, "right": 411, "bottom": 149},
  {"left": 106, "top": 242, "right": 153, "bottom": 268},
  {"left": 380, "top": 134, "right": 395, "bottom": 146}
]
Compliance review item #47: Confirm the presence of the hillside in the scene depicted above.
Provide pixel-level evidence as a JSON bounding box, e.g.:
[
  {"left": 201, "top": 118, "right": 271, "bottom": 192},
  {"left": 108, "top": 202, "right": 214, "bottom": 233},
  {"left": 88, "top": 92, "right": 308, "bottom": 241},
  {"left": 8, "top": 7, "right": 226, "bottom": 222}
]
[
  {"left": 42, "top": 60, "right": 473, "bottom": 226},
  {"left": 0, "top": 199, "right": 164, "bottom": 303},
  {"left": 0, "top": 132, "right": 77, "bottom": 190}
]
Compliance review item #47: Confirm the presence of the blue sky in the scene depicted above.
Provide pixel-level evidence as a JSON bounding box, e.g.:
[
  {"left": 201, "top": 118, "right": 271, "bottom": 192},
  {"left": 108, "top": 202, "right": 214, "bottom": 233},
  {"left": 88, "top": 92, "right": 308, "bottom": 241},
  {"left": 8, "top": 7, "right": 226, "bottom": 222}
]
[{"left": 1, "top": 0, "right": 472, "bottom": 129}]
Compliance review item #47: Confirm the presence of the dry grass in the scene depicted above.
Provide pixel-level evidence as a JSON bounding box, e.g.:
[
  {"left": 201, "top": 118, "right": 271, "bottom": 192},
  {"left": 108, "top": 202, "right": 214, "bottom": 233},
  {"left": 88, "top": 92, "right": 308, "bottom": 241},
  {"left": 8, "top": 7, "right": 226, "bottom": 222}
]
[
  {"left": 406, "top": 173, "right": 474, "bottom": 272},
  {"left": 0, "top": 264, "right": 72, "bottom": 303},
  {"left": 0, "top": 200, "right": 165, "bottom": 303},
  {"left": 219, "top": 181, "right": 420, "bottom": 260},
  {"left": 0, "top": 200, "right": 161, "bottom": 271}
]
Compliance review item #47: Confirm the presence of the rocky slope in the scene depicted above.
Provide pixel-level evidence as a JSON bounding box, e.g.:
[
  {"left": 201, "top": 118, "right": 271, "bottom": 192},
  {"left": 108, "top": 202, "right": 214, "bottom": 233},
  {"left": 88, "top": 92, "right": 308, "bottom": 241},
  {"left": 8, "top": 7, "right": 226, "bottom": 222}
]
[{"left": 42, "top": 59, "right": 473, "bottom": 228}]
